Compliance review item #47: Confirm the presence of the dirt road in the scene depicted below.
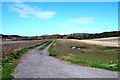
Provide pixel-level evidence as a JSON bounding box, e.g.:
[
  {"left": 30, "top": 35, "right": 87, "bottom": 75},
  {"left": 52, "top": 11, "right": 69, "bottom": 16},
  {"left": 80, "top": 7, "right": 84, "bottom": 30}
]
[{"left": 14, "top": 41, "right": 118, "bottom": 78}]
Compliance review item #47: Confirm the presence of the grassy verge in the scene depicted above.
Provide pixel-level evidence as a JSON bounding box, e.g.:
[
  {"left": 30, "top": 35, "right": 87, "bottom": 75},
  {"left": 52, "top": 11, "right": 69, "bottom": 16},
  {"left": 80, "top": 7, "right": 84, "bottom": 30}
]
[
  {"left": 49, "top": 39, "right": 120, "bottom": 71},
  {"left": 2, "top": 41, "right": 48, "bottom": 80},
  {"left": 49, "top": 40, "right": 60, "bottom": 57},
  {"left": 39, "top": 40, "right": 52, "bottom": 50}
]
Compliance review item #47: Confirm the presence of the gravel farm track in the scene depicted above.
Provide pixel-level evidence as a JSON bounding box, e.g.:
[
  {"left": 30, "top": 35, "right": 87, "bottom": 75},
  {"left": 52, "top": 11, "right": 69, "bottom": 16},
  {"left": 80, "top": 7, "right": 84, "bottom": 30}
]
[{"left": 13, "top": 38, "right": 118, "bottom": 78}]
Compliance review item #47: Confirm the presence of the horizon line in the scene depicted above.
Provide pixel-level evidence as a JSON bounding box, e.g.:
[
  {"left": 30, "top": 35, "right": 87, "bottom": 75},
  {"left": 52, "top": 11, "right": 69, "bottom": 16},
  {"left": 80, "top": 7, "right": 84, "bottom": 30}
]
[{"left": 1, "top": 30, "right": 119, "bottom": 37}]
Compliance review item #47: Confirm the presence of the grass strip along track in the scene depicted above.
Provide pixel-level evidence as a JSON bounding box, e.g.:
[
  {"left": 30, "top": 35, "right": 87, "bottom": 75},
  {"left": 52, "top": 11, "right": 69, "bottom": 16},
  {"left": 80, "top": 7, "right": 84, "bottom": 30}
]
[
  {"left": 49, "top": 39, "right": 120, "bottom": 71},
  {"left": 2, "top": 40, "right": 48, "bottom": 80},
  {"left": 39, "top": 40, "right": 53, "bottom": 50}
]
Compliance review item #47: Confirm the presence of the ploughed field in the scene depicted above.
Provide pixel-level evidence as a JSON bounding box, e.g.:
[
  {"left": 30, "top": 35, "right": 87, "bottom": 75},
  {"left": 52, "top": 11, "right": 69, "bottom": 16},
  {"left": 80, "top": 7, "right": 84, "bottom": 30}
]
[
  {"left": 49, "top": 39, "right": 120, "bottom": 71},
  {"left": 1, "top": 40, "right": 44, "bottom": 58}
]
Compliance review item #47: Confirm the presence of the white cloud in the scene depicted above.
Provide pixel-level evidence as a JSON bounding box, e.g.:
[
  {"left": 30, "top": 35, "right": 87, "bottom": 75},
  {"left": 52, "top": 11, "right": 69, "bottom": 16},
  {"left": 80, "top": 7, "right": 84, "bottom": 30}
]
[
  {"left": 67, "top": 17, "right": 95, "bottom": 24},
  {"left": 8, "top": 2, "right": 56, "bottom": 20},
  {"left": 57, "top": 17, "right": 96, "bottom": 30}
]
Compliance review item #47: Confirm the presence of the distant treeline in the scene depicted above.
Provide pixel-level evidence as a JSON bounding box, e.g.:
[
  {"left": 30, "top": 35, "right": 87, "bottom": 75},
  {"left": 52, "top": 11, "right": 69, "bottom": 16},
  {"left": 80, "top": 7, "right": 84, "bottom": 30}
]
[
  {"left": 1, "top": 31, "right": 120, "bottom": 40},
  {"left": 62, "top": 31, "right": 120, "bottom": 39},
  {"left": 1, "top": 34, "right": 32, "bottom": 41}
]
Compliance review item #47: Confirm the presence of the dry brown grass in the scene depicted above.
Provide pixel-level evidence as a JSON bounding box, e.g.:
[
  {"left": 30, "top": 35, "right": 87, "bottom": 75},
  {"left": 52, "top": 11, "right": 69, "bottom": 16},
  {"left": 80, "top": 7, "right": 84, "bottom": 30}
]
[{"left": 65, "top": 37, "right": 119, "bottom": 47}]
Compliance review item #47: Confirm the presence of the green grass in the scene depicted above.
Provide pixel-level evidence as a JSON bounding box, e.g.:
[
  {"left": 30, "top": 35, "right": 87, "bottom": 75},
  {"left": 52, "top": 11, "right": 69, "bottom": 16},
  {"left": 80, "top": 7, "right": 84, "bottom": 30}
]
[
  {"left": 2, "top": 41, "right": 48, "bottom": 80},
  {"left": 49, "top": 40, "right": 60, "bottom": 57},
  {"left": 49, "top": 39, "right": 120, "bottom": 71},
  {"left": 39, "top": 40, "right": 52, "bottom": 50}
]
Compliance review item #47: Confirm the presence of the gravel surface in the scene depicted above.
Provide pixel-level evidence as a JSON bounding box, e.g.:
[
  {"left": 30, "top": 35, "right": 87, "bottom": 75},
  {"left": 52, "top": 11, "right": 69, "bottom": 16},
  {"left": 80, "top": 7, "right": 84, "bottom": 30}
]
[{"left": 14, "top": 42, "right": 118, "bottom": 78}]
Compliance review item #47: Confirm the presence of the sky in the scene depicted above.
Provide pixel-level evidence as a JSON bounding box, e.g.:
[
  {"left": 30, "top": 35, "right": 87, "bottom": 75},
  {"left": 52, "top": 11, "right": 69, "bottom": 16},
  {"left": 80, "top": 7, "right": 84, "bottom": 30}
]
[{"left": 2, "top": 2, "right": 118, "bottom": 36}]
